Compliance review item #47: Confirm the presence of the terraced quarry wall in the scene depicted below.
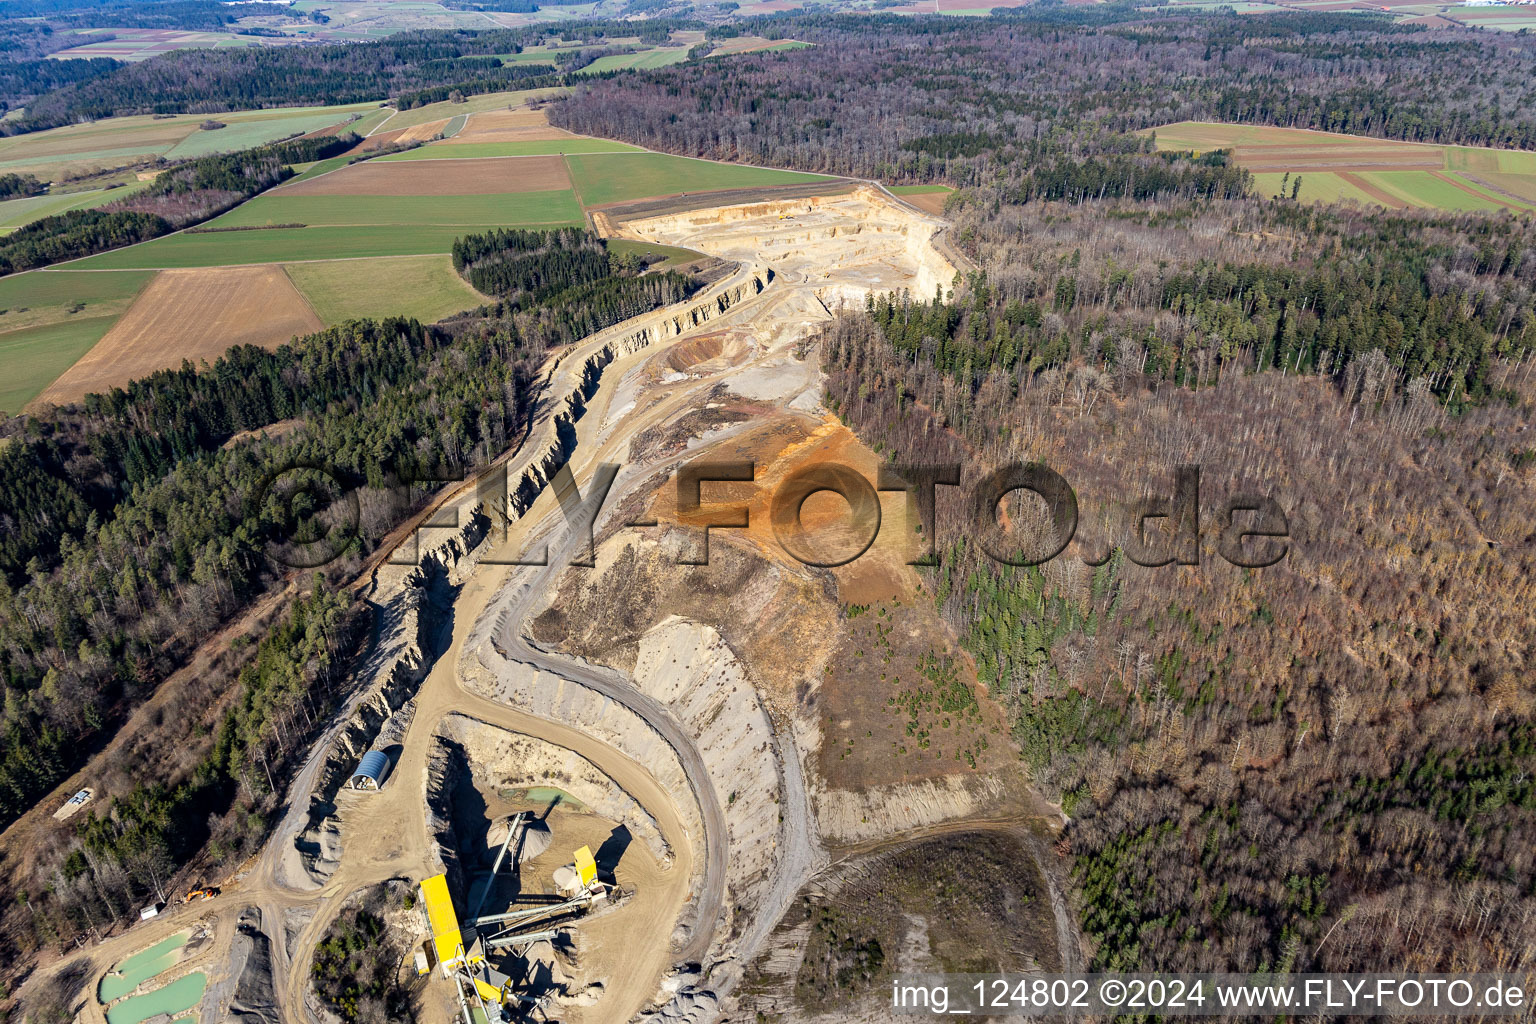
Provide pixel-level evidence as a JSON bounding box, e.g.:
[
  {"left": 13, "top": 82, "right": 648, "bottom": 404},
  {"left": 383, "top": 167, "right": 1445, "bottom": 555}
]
[
  {"left": 605, "top": 187, "right": 957, "bottom": 305},
  {"left": 503, "top": 264, "right": 773, "bottom": 521}
]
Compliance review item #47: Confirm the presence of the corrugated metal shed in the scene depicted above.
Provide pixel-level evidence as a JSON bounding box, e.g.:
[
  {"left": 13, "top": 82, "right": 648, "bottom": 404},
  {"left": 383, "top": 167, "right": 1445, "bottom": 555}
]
[{"left": 349, "top": 750, "right": 390, "bottom": 790}]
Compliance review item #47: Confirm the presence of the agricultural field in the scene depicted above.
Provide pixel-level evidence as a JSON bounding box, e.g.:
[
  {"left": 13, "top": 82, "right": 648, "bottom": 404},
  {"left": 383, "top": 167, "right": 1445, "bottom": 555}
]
[
  {"left": 46, "top": 28, "right": 300, "bottom": 61},
  {"left": 0, "top": 103, "right": 383, "bottom": 182},
  {"left": 14, "top": 104, "right": 837, "bottom": 403},
  {"left": 275, "top": 155, "right": 572, "bottom": 194},
  {"left": 277, "top": 0, "right": 628, "bottom": 37},
  {"left": 564, "top": 152, "right": 833, "bottom": 206},
  {"left": 284, "top": 254, "right": 488, "bottom": 325},
  {"left": 574, "top": 48, "right": 691, "bottom": 74},
  {"left": 69, "top": 225, "right": 506, "bottom": 269},
  {"left": 1138, "top": 0, "right": 1536, "bottom": 30},
  {"left": 213, "top": 191, "right": 583, "bottom": 228},
  {"left": 0, "top": 270, "right": 157, "bottom": 412},
  {"left": 1151, "top": 121, "right": 1536, "bottom": 211},
  {"left": 0, "top": 180, "right": 152, "bottom": 236},
  {"left": 888, "top": 183, "right": 955, "bottom": 215},
  {"left": 376, "top": 139, "right": 642, "bottom": 159},
  {"left": 703, "top": 37, "right": 814, "bottom": 56},
  {"left": 374, "top": 88, "right": 565, "bottom": 133},
  {"left": 443, "top": 107, "right": 574, "bottom": 144},
  {"left": 0, "top": 317, "right": 120, "bottom": 415},
  {"left": 874, "top": 0, "right": 1034, "bottom": 14},
  {"left": 30, "top": 266, "right": 323, "bottom": 408}
]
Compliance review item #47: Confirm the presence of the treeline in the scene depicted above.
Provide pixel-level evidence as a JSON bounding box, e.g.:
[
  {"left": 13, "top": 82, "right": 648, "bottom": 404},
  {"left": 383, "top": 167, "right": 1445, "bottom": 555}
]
[
  {"left": 453, "top": 226, "right": 614, "bottom": 301},
  {"left": 452, "top": 226, "right": 703, "bottom": 343},
  {"left": 60, "top": 584, "right": 360, "bottom": 929},
  {"left": 0, "top": 209, "right": 169, "bottom": 276},
  {"left": 1, "top": 0, "right": 288, "bottom": 28},
  {"left": 0, "top": 312, "right": 439, "bottom": 584},
  {"left": 0, "top": 220, "right": 714, "bottom": 985},
  {"left": 0, "top": 313, "right": 540, "bottom": 979},
  {"left": 818, "top": 193, "right": 1536, "bottom": 976},
  {"left": 870, "top": 203, "right": 1534, "bottom": 405},
  {"left": 0, "top": 133, "right": 356, "bottom": 274},
  {"left": 0, "top": 319, "right": 496, "bottom": 826},
  {"left": 550, "top": 10, "right": 1536, "bottom": 190},
  {"left": 6, "top": 20, "right": 699, "bottom": 133},
  {"left": 395, "top": 67, "right": 557, "bottom": 110},
  {"left": 0, "top": 56, "right": 120, "bottom": 117},
  {"left": 1009, "top": 151, "right": 1251, "bottom": 205},
  {"left": 0, "top": 172, "right": 44, "bottom": 199},
  {"left": 0, "top": 0, "right": 286, "bottom": 110}
]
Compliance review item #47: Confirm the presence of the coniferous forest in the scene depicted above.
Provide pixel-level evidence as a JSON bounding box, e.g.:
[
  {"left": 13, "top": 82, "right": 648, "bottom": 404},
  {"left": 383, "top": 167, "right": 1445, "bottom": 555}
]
[
  {"left": 1, "top": 0, "right": 1535, "bottom": 1011},
  {"left": 546, "top": 5, "right": 1536, "bottom": 981},
  {"left": 0, "top": 228, "right": 696, "bottom": 985}
]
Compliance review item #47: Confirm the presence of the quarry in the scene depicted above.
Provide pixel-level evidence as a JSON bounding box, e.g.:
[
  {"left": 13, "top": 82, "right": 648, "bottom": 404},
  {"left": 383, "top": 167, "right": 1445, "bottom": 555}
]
[{"left": 32, "top": 182, "right": 1068, "bottom": 1024}]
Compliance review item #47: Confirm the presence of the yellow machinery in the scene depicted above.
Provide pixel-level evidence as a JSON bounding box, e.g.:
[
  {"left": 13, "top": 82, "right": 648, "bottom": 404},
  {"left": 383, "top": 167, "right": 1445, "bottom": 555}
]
[
  {"left": 421, "top": 840, "right": 619, "bottom": 1023},
  {"left": 420, "top": 873, "right": 482, "bottom": 974},
  {"left": 574, "top": 845, "right": 598, "bottom": 889}
]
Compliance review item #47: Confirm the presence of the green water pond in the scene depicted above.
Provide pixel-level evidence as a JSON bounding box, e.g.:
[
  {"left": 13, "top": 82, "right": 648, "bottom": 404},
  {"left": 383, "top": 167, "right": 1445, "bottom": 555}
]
[
  {"left": 103, "top": 971, "right": 205, "bottom": 1024},
  {"left": 97, "top": 931, "right": 189, "bottom": 1003}
]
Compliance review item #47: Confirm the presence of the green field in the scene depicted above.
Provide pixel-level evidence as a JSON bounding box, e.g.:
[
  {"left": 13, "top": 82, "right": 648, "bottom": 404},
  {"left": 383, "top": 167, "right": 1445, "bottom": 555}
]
[
  {"left": 564, "top": 152, "right": 833, "bottom": 206},
  {"left": 285, "top": 154, "right": 355, "bottom": 184},
  {"left": 606, "top": 238, "right": 706, "bottom": 268},
  {"left": 163, "top": 110, "right": 380, "bottom": 159},
  {"left": 69, "top": 225, "right": 511, "bottom": 269},
  {"left": 1464, "top": 171, "right": 1536, "bottom": 204},
  {"left": 500, "top": 51, "right": 558, "bottom": 65},
  {"left": 0, "top": 181, "right": 153, "bottom": 234},
  {"left": 1152, "top": 120, "right": 1536, "bottom": 211},
  {"left": 380, "top": 88, "right": 566, "bottom": 132},
  {"left": 377, "top": 139, "right": 643, "bottom": 160},
  {"left": 1150, "top": 121, "right": 1362, "bottom": 151},
  {"left": 1363, "top": 172, "right": 1512, "bottom": 213},
  {"left": 888, "top": 184, "right": 955, "bottom": 195},
  {"left": 346, "top": 108, "right": 397, "bottom": 137},
  {"left": 1250, "top": 171, "right": 1378, "bottom": 206},
  {"left": 0, "top": 316, "right": 119, "bottom": 413},
  {"left": 0, "top": 102, "right": 381, "bottom": 181},
  {"left": 0, "top": 269, "right": 155, "bottom": 334},
  {"left": 1444, "top": 147, "right": 1536, "bottom": 175},
  {"left": 209, "top": 190, "right": 584, "bottom": 228},
  {"left": 285, "top": 254, "right": 488, "bottom": 325},
  {"left": 576, "top": 48, "right": 690, "bottom": 74}
]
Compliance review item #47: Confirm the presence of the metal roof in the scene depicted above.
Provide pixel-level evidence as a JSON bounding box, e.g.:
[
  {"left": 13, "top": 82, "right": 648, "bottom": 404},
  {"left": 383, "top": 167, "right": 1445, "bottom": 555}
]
[{"left": 351, "top": 750, "right": 390, "bottom": 786}]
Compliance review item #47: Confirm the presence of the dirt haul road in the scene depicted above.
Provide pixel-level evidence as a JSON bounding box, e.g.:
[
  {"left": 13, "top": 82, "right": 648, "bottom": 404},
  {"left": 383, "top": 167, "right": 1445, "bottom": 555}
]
[{"left": 26, "top": 184, "right": 957, "bottom": 1024}]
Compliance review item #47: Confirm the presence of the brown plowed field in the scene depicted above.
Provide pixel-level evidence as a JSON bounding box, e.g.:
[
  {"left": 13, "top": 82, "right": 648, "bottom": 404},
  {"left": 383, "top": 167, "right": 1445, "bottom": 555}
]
[
  {"left": 275, "top": 155, "right": 571, "bottom": 195},
  {"left": 1338, "top": 172, "right": 1407, "bottom": 208},
  {"left": 901, "top": 191, "right": 949, "bottom": 215},
  {"left": 395, "top": 118, "right": 452, "bottom": 144},
  {"left": 1239, "top": 145, "right": 1442, "bottom": 172},
  {"left": 31, "top": 266, "right": 321, "bottom": 408},
  {"left": 446, "top": 107, "right": 575, "bottom": 143},
  {"left": 351, "top": 129, "right": 405, "bottom": 152}
]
